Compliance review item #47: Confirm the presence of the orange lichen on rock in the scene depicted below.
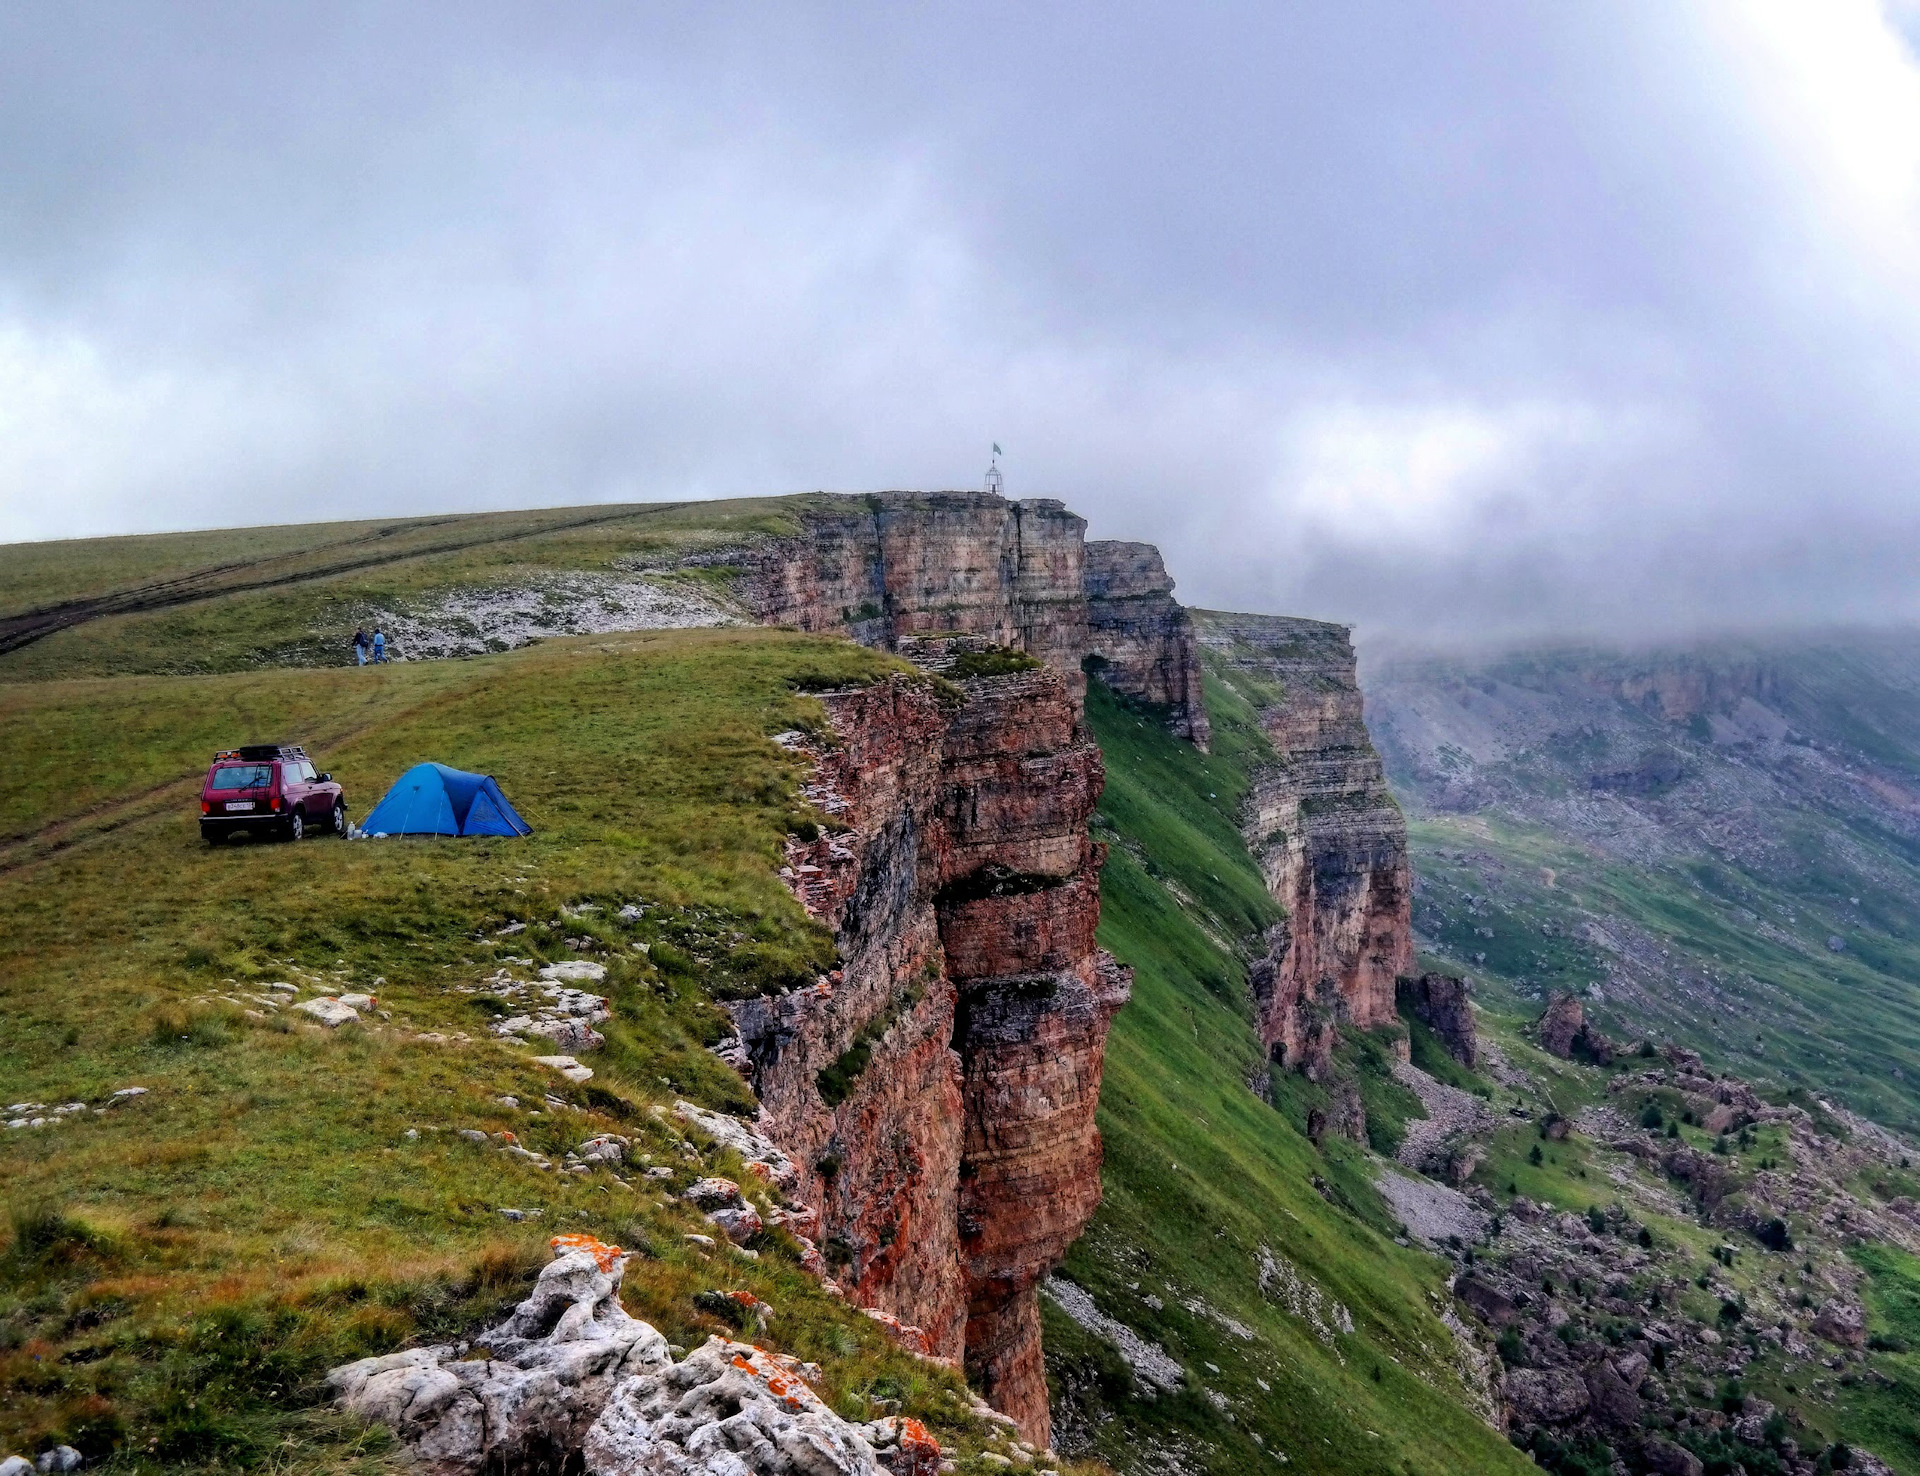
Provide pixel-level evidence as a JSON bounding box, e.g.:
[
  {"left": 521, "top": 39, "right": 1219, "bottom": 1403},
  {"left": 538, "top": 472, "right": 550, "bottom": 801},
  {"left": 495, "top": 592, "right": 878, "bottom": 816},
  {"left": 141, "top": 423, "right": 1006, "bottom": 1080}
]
[
  {"left": 896, "top": 1417, "right": 943, "bottom": 1476},
  {"left": 549, "top": 1233, "right": 624, "bottom": 1272}
]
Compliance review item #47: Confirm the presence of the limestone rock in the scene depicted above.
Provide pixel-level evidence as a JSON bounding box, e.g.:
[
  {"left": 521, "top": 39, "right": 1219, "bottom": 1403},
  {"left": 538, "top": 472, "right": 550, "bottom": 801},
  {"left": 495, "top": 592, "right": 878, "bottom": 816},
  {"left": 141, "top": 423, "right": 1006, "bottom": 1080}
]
[
  {"left": 683, "top": 1178, "right": 764, "bottom": 1244},
  {"left": 1502, "top": 1366, "right": 1590, "bottom": 1425},
  {"left": 33, "top": 1450, "right": 81, "bottom": 1474},
  {"left": 328, "top": 1237, "right": 669, "bottom": 1474},
  {"left": 729, "top": 491, "right": 1094, "bottom": 705},
  {"left": 584, "top": 1337, "right": 883, "bottom": 1475},
  {"left": 1582, "top": 1359, "right": 1640, "bottom": 1430},
  {"left": 540, "top": 961, "right": 608, "bottom": 983},
  {"left": 295, "top": 997, "right": 359, "bottom": 1027},
  {"left": 0, "top": 1456, "right": 30, "bottom": 1476}
]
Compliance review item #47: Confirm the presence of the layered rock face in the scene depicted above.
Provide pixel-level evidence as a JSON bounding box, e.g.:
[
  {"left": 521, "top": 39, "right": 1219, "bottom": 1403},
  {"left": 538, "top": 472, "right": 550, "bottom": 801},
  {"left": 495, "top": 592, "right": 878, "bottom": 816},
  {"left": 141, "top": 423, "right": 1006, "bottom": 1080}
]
[
  {"left": 1081, "top": 540, "right": 1210, "bottom": 748},
  {"left": 1196, "top": 612, "right": 1412, "bottom": 1074},
  {"left": 724, "top": 492, "right": 1209, "bottom": 744},
  {"left": 736, "top": 493, "right": 1093, "bottom": 703},
  {"left": 726, "top": 664, "right": 1129, "bottom": 1445}
]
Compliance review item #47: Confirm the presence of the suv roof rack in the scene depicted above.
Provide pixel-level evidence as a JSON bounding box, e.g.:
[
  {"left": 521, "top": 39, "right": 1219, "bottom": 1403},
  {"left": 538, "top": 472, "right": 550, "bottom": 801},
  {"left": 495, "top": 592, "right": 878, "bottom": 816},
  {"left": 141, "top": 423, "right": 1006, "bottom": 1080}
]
[{"left": 214, "top": 744, "right": 309, "bottom": 762}]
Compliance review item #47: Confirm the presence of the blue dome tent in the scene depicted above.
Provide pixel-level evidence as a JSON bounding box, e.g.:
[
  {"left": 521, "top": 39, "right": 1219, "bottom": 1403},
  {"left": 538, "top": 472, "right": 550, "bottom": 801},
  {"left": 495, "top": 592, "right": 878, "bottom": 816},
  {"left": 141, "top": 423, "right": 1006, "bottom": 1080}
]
[{"left": 362, "top": 763, "right": 531, "bottom": 838}]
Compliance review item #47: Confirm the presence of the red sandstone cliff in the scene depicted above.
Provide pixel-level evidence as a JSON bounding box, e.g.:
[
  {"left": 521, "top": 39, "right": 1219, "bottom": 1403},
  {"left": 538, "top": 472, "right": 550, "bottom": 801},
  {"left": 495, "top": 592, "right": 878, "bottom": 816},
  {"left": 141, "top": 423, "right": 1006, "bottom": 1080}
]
[
  {"left": 720, "top": 492, "right": 1209, "bottom": 745},
  {"left": 1082, "top": 539, "right": 1211, "bottom": 749},
  {"left": 1196, "top": 611, "right": 1412, "bottom": 1075},
  {"left": 735, "top": 492, "right": 1094, "bottom": 705},
  {"left": 724, "top": 662, "right": 1128, "bottom": 1446}
]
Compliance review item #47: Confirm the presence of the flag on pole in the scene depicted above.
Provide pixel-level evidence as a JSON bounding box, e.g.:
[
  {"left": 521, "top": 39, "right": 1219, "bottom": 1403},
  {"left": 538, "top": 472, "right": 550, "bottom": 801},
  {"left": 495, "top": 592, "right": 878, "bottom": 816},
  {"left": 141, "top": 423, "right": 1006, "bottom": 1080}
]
[{"left": 991, "top": 443, "right": 1002, "bottom": 457}]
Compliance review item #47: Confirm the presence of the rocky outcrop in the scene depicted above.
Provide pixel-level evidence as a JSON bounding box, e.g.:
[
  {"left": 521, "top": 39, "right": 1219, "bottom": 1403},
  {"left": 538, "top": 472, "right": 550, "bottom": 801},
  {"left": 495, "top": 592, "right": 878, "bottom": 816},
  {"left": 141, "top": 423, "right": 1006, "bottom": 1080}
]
[
  {"left": 1398, "top": 972, "right": 1478, "bottom": 1068},
  {"left": 1196, "top": 612, "right": 1412, "bottom": 1073},
  {"left": 1082, "top": 540, "right": 1210, "bottom": 748},
  {"left": 1537, "top": 993, "right": 1614, "bottom": 1065},
  {"left": 709, "top": 493, "right": 1209, "bottom": 747},
  {"left": 330, "top": 1237, "right": 909, "bottom": 1476},
  {"left": 726, "top": 662, "right": 1129, "bottom": 1446}
]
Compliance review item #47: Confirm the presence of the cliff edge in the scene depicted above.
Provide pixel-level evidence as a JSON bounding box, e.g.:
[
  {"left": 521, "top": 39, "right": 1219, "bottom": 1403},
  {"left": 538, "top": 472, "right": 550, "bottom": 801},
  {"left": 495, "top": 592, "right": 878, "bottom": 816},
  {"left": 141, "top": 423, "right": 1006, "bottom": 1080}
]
[{"left": 1195, "top": 610, "right": 1413, "bottom": 1076}]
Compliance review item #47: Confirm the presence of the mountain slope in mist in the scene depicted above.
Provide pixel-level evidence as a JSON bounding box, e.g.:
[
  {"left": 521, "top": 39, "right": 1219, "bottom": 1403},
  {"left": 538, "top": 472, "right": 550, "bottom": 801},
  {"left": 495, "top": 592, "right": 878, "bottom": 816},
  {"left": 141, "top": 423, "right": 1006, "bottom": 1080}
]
[{"left": 1368, "top": 632, "right": 1920, "bottom": 1134}]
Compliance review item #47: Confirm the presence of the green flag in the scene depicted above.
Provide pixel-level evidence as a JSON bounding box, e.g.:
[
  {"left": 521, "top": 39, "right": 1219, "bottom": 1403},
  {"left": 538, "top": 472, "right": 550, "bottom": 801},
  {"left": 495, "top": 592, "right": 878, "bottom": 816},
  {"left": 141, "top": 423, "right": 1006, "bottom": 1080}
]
[{"left": 991, "top": 443, "right": 1002, "bottom": 456}]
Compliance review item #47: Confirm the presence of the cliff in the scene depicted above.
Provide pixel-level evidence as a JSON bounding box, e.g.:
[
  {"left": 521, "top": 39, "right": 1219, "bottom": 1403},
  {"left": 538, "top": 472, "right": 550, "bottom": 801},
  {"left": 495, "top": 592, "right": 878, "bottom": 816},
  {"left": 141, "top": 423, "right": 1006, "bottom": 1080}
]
[
  {"left": 1195, "top": 611, "right": 1413, "bottom": 1075},
  {"left": 724, "top": 492, "right": 1209, "bottom": 744},
  {"left": 1082, "top": 540, "right": 1210, "bottom": 749},
  {"left": 734, "top": 493, "right": 1094, "bottom": 705},
  {"left": 724, "top": 661, "right": 1129, "bottom": 1445}
]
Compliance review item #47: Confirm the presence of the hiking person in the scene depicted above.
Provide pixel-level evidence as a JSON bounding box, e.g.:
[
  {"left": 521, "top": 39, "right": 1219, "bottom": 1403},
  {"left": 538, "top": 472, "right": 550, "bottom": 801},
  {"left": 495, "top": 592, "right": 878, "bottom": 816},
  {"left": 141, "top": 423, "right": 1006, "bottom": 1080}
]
[
  {"left": 372, "top": 627, "right": 388, "bottom": 663},
  {"left": 352, "top": 628, "right": 368, "bottom": 666}
]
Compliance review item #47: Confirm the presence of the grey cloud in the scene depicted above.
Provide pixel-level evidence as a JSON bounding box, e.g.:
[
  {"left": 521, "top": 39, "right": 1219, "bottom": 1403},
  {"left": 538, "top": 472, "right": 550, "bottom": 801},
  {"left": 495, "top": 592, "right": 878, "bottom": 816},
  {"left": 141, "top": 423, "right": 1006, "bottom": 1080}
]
[{"left": 4, "top": 2, "right": 1920, "bottom": 647}]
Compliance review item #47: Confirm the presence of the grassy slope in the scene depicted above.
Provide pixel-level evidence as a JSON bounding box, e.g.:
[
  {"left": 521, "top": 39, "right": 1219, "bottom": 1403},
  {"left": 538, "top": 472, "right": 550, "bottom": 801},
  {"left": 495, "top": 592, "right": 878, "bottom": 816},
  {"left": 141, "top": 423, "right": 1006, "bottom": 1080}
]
[
  {"left": 0, "top": 497, "right": 816, "bottom": 681},
  {"left": 1381, "top": 637, "right": 1920, "bottom": 1136},
  {"left": 1044, "top": 679, "right": 1531, "bottom": 1476},
  {"left": 0, "top": 627, "right": 1028, "bottom": 1472}
]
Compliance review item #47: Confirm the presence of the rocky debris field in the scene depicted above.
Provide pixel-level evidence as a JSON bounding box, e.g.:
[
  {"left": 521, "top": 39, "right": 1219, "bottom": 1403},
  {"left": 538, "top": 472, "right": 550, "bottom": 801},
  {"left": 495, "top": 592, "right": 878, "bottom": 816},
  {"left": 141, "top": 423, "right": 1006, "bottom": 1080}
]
[
  {"left": 1364, "top": 1024, "right": 1920, "bottom": 1475},
  {"left": 373, "top": 572, "right": 743, "bottom": 660}
]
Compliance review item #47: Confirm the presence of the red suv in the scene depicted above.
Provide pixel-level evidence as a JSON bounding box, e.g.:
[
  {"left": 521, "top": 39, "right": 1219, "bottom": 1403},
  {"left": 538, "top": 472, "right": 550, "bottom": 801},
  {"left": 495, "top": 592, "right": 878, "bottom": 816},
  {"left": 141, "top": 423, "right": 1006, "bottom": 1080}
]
[{"left": 200, "top": 745, "right": 347, "bottom": 844}]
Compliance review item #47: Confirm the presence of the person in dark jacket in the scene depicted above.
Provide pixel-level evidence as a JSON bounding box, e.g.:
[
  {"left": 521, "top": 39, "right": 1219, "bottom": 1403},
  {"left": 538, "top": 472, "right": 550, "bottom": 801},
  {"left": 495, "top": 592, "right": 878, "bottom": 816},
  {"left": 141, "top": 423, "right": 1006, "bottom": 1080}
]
[{"left": 352, "top": 628, "right": 368, "bottom": 666}]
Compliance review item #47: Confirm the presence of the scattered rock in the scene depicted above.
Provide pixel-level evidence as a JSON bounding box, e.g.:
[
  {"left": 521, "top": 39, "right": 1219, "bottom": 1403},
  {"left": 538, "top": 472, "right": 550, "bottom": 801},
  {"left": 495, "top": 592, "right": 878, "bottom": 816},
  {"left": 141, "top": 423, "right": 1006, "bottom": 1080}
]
[
  {"left": 683, "top": 1178, "right": 763, "bottom": 1244},
  {"left": 1536, "top": 993, "right": 1613, "bottom": 1064},
  {"left": 0, "top": 1457, "right": 29, "bottom": 1476},
  {"left": 33, "top": 1449, "right": 81, "bottom": 1474},
  {"left": 533, "top": 1055, "right": 594, "bottom": 1083},
  {"left": 1042, "top": 1277, "right": 1184, "bottom": 1394},
  {"left": 540, "top": 961, "right": 608, "bottom": 984},
  {"left": 294, "top": 997, "right": 360, "bottom": 1027},
  {"left": 670, "top": 1101, "right": 798, "bottom": 1188},
  {"left": 1502, "top": 1367, "right": 1589, "bottom": 1425},
  {"left": 1813, "top": 1298, "right": 1867, "bottom": 1348},
  {"left": 1640, "top": 1438, "right": 1704, "bottom": 1476}
]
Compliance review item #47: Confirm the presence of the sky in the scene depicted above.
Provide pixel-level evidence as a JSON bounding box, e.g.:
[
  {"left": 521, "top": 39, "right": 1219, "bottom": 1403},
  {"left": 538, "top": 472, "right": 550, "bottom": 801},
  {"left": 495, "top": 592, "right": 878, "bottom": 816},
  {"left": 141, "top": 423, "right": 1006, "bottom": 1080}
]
[{"left": 6, "top": 2, "right": 1920, "bottom": 645}]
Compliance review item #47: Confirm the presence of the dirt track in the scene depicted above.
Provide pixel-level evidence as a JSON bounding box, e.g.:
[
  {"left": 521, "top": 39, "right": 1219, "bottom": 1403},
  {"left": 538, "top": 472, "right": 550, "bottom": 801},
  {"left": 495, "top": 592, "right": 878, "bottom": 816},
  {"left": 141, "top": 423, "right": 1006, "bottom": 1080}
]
[{"left": 0, "top": 505, "right": 673, "bottom": 657}]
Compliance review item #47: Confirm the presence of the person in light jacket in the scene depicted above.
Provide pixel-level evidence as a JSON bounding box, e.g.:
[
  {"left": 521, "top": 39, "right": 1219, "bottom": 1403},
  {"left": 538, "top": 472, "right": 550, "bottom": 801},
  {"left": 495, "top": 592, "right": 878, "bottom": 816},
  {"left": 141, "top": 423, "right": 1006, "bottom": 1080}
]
[{"left": 372, "top": 627, "right": 388, "bottom": 663}]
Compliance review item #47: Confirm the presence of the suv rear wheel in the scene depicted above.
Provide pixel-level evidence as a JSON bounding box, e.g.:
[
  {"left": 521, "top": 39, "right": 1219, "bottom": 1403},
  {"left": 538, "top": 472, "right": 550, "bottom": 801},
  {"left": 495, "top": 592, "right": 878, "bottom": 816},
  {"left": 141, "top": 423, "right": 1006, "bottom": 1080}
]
[
  {"left": 287, "top": 811, "right": 305, "bottom": 843},
  {"left": 330, "top": 801, "right": 347, "bottom": 838}
]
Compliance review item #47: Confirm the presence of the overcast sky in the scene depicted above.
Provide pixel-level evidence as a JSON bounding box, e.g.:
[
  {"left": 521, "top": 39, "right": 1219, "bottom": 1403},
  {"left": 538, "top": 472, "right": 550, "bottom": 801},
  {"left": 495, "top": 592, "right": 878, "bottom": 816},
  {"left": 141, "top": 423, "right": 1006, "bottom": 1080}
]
[{"left": 6, "top": 3, "right": 1920, "bottom": 643}]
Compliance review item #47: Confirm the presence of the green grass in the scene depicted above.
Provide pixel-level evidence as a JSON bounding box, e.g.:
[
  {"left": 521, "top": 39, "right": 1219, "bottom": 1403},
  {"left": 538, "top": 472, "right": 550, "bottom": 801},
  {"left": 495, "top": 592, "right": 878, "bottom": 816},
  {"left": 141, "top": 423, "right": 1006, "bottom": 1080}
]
[
  {"left": 1049, "top": 679, "right": 1533, "bottom": 1475},
  {"left": 0, "top": 626, "right": 1034, "bottom": 1471},
  {"left": 0, "top": 496, "right": 823, "bottom": 682}
]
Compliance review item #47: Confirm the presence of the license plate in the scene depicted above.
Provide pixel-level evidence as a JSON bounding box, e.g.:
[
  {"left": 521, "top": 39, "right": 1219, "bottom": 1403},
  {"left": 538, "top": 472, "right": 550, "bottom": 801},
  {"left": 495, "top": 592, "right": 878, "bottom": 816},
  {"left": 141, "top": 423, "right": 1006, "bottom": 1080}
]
[{"left": 225, "top": 801, "right": 255, "bottom": 812}]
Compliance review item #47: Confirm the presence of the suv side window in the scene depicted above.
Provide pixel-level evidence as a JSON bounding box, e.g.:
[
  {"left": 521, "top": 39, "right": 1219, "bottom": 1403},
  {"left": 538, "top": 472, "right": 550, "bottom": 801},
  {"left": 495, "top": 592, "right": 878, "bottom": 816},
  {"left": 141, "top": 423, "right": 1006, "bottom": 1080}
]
[{"left": 300, "top": 761, "right": 318, "bottom": 782}]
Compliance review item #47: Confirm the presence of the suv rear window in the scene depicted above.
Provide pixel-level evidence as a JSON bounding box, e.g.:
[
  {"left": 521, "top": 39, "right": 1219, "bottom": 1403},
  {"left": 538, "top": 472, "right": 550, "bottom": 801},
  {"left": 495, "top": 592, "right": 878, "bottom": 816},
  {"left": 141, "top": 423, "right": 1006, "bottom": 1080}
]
[{"left": 209, "top": 764, "right": 274, "bottom": 791}]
